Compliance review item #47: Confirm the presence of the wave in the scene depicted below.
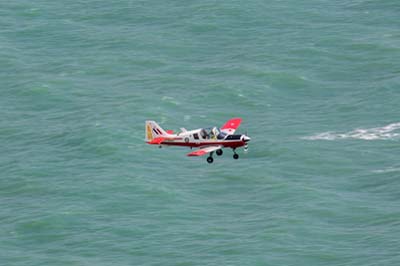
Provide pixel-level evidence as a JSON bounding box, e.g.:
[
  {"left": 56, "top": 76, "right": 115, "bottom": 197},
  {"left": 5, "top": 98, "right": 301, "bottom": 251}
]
[
  {"left": 303, "top": 122, "right": 400, "bottom": 141},
  {"left": 372, "top": 167, "right": 400, "bottom": 174}
]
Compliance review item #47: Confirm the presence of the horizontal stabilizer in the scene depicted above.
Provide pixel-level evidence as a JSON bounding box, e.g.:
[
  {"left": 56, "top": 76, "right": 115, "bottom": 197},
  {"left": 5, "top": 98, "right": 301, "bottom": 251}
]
[{"left": 148, "top": 137, "right": 166, "bottom": 145}]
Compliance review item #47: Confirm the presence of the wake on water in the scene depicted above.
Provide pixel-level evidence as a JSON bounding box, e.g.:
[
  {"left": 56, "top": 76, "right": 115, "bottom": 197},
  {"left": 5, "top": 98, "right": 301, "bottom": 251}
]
[
  {"left": 303, "top": 122, "right": 400, "bottom": 141},
  {"left": 372, "top": 167, "right": 400, "bottom": 174}
]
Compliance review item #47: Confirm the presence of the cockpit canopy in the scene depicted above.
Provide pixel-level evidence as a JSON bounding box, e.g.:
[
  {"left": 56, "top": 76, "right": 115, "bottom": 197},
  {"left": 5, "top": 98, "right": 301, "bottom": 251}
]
[{"left": 200, "top": 127, "right": 227, "bottom": 140}]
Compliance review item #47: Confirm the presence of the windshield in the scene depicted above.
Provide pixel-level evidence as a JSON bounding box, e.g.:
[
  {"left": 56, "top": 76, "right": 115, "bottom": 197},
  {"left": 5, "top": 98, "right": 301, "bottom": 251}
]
[
  {"left": 217, "top": 130, "right": 227, "bottom": 140},
  {"left": 200, "top": 127, "right": 227, "bottom": 140}
]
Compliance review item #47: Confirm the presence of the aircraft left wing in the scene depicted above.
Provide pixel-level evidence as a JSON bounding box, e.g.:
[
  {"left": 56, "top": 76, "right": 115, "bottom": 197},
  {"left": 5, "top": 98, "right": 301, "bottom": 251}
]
[
  {"left": 187, "top": 145, "right": 223, "bottom": 156},
  {"left": 220, "top": 118, "right": 242, "bottom": 134}
]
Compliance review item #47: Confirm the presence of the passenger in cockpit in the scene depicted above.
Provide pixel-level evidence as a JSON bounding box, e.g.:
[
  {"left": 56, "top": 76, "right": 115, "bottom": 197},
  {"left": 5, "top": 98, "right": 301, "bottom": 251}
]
[
  {"left": 211, "top": 127, "right": 218, "bottom": 140},
  {"left": 200, "top": 129, "right": 208, "bottom": 139}
]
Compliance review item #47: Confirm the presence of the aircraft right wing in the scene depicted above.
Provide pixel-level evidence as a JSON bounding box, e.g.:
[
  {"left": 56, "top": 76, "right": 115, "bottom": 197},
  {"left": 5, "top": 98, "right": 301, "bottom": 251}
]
[{"left": 187, "top": 145, "right": 223, "bottom": 156}]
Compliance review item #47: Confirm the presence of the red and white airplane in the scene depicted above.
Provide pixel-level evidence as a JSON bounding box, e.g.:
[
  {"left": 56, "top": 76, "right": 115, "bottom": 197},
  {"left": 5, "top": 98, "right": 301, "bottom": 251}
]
[{"left": 145, "top": 118, "right": 251, "bottom": 163}]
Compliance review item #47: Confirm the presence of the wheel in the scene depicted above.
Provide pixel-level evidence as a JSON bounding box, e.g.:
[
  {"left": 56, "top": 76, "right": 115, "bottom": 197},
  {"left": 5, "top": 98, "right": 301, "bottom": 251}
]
[
  {"left": 233, "top": 153, "right": 239, "bottom": 160},
  {"left": 216, "top": 149, "right": 223, "bottom": 156},
  {"left": 207, "top": 157, "right": 214, "bottom": 163}
]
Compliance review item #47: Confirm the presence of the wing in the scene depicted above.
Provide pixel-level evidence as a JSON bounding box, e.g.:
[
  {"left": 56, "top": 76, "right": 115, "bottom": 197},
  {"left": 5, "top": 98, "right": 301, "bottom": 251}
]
[
  {"left": 220, "top": 118, "right": 242, "bottom": 134},
  {"left": 187, "top": 145, "right": 223, "bottom": 157}
]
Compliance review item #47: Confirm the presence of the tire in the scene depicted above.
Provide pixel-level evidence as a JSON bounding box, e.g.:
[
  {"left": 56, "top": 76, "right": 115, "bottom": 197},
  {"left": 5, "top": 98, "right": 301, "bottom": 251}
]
[
  {"left": 233, "top": 154, "right": 239, "bottom": 160},
  {"left": 207, "top": 157, "right": 214, "bottom": 163},
  {"left": 216, "top": 149, "right": 223, "bottom": 156}
]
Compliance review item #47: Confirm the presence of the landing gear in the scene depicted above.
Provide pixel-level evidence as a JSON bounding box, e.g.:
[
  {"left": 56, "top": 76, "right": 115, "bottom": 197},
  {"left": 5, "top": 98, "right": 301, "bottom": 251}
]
[
  {"left": 207, "top": 152, "right": 214, "bottom": 164},
  {"left": 204, "top": 149, "right": 243, "bottom": 163},
  {"left": 232, "top": 148, "right": 239, "bottom": 160}
]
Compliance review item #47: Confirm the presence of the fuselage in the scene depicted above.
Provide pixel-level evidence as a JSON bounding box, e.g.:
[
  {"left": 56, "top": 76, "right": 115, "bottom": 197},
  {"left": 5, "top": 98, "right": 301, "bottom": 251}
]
[{"left": 147, "top": 128, "right": 250, "bottom": 149}]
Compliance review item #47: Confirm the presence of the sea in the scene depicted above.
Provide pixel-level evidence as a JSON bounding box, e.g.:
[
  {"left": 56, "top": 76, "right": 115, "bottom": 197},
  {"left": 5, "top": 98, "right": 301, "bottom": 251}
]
[{"left": 1, "top": 1, "right": 400, "bottom": 265}]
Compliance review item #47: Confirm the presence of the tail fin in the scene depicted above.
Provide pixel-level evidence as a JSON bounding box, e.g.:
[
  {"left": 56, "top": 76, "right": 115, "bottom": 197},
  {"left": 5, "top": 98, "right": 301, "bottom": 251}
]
[{"left": 145, "top": 121, "right": 170, "bottom": 142}]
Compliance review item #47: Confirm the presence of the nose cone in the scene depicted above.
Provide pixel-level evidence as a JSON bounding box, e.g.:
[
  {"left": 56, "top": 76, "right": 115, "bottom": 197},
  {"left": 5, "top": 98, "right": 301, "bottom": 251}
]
[{"left": 242, "top": 135, "right": 251, "bottom": 142}]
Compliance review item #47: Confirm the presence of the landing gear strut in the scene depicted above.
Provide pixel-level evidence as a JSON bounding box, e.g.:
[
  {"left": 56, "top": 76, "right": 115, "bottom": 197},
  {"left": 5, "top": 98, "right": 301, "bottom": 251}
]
[
  {"left": 207, "top": 152, "right": 214, "bottom": 164},
  {"left": 232, "top": 148, "right": 239, "bottom": 160}
]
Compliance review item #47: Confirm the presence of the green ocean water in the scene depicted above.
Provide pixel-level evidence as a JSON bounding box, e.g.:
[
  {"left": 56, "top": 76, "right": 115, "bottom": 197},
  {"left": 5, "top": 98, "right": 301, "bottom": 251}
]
[{"left": 1, "top": 0, "right": 400, "bottom": 265}]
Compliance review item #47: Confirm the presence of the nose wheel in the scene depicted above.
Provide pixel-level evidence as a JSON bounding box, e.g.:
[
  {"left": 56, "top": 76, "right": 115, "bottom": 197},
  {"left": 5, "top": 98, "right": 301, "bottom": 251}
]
[{"left": 232, "top": 148, "right": 239, "bottom": 160}]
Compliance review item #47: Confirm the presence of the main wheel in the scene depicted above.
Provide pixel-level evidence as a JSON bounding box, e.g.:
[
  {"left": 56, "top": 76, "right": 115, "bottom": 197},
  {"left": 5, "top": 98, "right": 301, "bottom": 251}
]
[
  {"left": 233, "top": 154, "right": 239, "bottom": 160},
  {"left": 207, "top": 157, "right": 214, "bottom": 163},
  {"left": 216, "top": 149, "right": 223, "bottom": 156}
]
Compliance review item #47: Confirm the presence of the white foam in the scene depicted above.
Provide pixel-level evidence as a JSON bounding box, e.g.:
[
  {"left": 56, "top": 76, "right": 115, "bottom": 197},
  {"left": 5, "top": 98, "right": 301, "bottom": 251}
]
[
  {"left": 162, "top": 96, "right": 180, "bottom": 105},
  {"left": 303, "top": 122, "right": 400, "bottom": 141},
  {"left": 372, "top": 167, "right": 400, "bottom": 174}
]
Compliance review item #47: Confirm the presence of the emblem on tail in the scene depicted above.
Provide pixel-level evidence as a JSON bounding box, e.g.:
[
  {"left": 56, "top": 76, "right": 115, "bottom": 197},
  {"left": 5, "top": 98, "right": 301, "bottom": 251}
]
[{"left": 145, "top": 121, "right": 169, "bottom": 142}]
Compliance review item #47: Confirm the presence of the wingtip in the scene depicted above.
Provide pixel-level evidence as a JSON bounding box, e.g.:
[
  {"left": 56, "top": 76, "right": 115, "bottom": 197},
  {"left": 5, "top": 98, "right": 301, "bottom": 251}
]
[
  {"left": 221, "top": 118, "right": 243, "bottom": 130},
  {"left": 187, "top": 150, "right": 207, "bottom": 157}
]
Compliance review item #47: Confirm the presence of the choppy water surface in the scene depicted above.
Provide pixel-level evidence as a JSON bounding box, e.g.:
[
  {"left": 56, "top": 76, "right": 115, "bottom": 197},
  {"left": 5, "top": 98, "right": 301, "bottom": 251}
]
[{"left": 1, "top": 1, "right": 400, "bottom": 265}]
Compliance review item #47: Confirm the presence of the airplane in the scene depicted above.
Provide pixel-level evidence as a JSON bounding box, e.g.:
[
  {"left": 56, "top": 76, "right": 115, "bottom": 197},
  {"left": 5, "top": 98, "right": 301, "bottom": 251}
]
[{"left": 145, "top": 118, "right": 251, "bottom": 163}]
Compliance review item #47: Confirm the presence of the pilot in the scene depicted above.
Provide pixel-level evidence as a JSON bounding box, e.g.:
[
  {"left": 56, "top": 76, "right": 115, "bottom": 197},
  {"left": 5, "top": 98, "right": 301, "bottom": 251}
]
[
  {"left": 200, "top": 129, "right": 208, "bottom": 139},
  {"left": 211, "top": 127, "right": 218, "bottom": 140}
]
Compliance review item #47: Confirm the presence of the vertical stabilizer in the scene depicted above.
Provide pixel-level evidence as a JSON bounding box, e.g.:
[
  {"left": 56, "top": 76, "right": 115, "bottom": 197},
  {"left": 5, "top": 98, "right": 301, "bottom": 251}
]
[{"left": 145, "top": 121, "right": 169, "bottom": 142}]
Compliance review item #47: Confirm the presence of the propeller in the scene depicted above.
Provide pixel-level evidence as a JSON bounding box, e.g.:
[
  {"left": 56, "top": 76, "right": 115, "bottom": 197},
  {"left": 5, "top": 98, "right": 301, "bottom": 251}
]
[{"left": 244, "top": 129, "right": 249, "bottom": 153}]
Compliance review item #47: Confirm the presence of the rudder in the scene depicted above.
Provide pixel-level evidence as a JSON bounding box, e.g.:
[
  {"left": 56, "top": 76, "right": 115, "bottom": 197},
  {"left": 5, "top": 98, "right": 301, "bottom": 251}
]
[{"left": 145, "top": 121, "right": 169, "bottom": 142}]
